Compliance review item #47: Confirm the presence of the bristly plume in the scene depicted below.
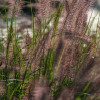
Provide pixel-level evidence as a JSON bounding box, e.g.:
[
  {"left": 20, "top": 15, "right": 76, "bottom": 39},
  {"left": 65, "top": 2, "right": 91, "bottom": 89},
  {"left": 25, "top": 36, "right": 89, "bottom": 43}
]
[
  {"left": 64, "top": 0, "right": 94, "bottom": 34},
  {"left": 22, "top": 76, "right": 50, "bottom": 100},
  {"left": 35, "top": 0, "right": 94, "bottom": 37},
  {"left": 1, "top": 0, "right": 99, "bottom": 99},
  {"left": 7, "top": 0, "right": 23, "bottom": 18},
  {"left": 36, "top": 0, "right": 52, "bottom": 21}
]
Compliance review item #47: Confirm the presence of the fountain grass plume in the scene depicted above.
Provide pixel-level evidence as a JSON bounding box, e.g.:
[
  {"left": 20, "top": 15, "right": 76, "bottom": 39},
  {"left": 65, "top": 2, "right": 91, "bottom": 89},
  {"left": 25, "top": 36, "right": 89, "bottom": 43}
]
[{"left": 1, "top": 0, "right": 100, "bottom": 100}]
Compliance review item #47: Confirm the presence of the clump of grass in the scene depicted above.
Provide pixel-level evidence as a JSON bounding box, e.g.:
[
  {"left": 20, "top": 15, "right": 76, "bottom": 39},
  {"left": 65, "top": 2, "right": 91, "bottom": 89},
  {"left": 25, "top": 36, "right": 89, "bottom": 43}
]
[{"left": 0, "top": 0, "right": 100, "bottom": 100}]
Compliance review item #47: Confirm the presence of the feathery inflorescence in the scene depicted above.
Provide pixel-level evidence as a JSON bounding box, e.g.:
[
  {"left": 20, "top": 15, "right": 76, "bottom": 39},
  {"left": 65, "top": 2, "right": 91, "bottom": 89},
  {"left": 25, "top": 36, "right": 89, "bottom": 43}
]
[
  {"left": 7, "top": 0, "right": 23, "bottom": 18},
  {"left": 1, "top": 0, "right": 100, "bottom": 99}
]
